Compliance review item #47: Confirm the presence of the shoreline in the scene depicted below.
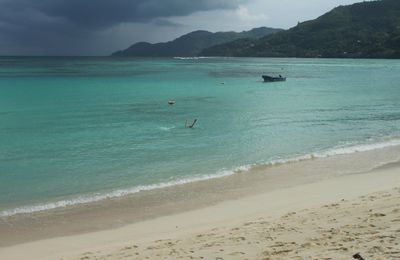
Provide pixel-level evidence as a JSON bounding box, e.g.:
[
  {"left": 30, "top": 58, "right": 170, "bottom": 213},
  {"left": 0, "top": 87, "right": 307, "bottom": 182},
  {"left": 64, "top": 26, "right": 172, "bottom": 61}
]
[
  {"left": 0, "top": 149, "right": 399, "bottom": 259},
  {"left": 2, "top": 137, "right": 400, "bottom": 218},
  {"left": 0, "top": 144, "right": 399, "bottom": 251}
]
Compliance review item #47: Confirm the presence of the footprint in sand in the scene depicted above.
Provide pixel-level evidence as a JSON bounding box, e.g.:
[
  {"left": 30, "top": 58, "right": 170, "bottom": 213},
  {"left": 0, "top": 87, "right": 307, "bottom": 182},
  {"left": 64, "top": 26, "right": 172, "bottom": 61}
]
[
  {"left": 369, "top": 213, "right": 386, "bottom": 218},
  {"left": 244, "top": 222, "right": 258, "bottom": 226},
  {"left": 229, "top": 251, "right": 245, "bottom": 256},
  {"left": 122, "top": 245, "right": 138, "bottom": 250},
  {"left": 271, "top": 249, "right": 293, "bottom": 255}
]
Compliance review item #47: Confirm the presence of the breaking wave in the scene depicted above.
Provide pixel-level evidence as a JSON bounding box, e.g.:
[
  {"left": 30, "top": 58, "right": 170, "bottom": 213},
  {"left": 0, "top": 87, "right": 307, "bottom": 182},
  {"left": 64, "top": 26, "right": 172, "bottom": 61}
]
[{"left": 1, "top": 137, "right": 400, "bottom": 218}]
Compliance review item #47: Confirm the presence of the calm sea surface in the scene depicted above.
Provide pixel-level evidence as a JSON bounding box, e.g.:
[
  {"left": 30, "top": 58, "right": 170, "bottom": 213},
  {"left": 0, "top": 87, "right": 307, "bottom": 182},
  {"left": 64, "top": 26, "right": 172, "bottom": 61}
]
[{"left": 0, "top": 57, "right": 399, "bottom": 215}]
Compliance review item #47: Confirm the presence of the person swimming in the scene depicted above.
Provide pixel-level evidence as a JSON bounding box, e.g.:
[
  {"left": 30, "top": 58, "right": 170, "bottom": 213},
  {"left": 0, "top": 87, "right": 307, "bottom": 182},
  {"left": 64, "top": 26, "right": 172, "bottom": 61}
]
[{"left": 185, "top": 119, "right": 198, "bottom": 128}]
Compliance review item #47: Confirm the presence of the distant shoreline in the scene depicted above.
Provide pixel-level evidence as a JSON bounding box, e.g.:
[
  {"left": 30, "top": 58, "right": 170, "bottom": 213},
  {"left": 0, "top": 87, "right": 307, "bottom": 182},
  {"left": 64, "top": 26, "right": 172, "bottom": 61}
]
[{"left": 1, "top": 55, "right": 399, "bottom": 59}]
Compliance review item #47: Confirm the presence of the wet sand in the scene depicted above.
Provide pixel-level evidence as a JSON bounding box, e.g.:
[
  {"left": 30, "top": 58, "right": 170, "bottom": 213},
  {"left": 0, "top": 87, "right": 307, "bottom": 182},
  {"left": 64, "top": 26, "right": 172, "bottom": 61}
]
[{"left": 0, "top": 145, "right": 400, "bottom": 259}]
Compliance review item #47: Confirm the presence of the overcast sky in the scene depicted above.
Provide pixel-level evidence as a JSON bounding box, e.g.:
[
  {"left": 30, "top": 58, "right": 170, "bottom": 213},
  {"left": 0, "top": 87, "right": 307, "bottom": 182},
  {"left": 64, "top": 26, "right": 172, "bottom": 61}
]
[{"left": 0, "top": 0, "right": 363, "bottom": 56}]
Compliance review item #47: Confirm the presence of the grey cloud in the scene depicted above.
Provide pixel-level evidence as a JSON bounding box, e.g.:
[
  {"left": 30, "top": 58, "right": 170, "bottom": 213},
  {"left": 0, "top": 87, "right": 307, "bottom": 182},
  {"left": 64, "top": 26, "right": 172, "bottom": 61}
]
[
  {"left": 1, "top": 0, "right": 242, "bottom": 30},
  {"left": 0, "top": 0, "right": 244, "bottom": 55},
  {"left": 151, "top": 19, "right": 183, "bottom": 27},
  {"left": 0, "top": 0, "right": 363, "bottom": 55}
]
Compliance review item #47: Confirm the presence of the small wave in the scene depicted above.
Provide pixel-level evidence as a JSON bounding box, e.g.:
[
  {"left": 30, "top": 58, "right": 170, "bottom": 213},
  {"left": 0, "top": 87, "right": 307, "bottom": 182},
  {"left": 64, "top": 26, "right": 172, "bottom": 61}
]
[
  {"left": 317, "top": 139, "right": 400, "bottom": 157},
  {"left": 1, "top": 137, "right": 400, "bottom": 218},
  {"left": 173, "top": 57, "right": 211, "bottom": 60},
  {"left": 159, "top": 126, "right": 176, "bottom": 132},
  {"left": 262, "top": 137, "right": 400, "bottom": 167},
  {"left": 0, "top": 169, "right": 238, "bottom": 218}
]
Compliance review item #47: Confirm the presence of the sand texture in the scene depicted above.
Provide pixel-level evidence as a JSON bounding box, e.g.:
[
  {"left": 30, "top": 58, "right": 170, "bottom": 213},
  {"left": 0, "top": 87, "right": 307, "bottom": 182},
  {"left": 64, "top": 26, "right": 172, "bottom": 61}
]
[{"left": 72, "top": 188, "right": 400, "bottom": 260}]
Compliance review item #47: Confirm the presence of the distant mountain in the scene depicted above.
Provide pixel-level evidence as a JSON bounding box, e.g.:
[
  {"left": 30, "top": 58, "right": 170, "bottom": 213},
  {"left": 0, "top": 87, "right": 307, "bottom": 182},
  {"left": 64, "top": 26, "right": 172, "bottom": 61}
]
[
  {"left": 111, "top": 27, "right": 282, "bottom": 57},
  {"left": 201, "top": 0, "right": 400, "bottom": 58}
]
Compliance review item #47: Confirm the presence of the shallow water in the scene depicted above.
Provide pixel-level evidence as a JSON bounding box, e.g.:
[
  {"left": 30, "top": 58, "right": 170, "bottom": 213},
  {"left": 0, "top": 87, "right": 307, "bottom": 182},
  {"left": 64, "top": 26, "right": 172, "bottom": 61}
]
[{"left": 0, "top": 57, "right": 399, "bottom": 215}]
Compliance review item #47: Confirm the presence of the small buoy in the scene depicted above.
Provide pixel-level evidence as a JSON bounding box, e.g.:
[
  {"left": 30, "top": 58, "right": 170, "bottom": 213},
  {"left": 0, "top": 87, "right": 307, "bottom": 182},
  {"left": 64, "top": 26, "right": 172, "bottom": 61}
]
[{"left": 168, "top": 100, "right": 176, "bottom": 105}]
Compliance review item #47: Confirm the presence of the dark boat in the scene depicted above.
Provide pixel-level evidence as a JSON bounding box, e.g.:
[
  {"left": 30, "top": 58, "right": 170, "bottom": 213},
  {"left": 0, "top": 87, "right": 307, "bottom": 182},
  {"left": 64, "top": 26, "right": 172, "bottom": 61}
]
[{"left": 262, "top": 75, "right": 286, "bottom": 82}]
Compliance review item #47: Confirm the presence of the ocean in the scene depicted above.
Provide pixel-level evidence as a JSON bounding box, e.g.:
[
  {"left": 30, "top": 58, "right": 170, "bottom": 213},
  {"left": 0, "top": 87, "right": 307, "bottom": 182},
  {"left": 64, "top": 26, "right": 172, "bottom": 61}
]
[{"left": 0, "top": 57, "right": 399, "bottom": 217}]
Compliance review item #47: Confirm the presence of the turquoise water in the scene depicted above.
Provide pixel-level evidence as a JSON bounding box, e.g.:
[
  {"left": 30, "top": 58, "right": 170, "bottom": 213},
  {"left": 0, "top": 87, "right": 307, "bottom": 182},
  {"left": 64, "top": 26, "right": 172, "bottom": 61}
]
[{"left": 0, "top": 57, "right": 399, "bottom": 215}]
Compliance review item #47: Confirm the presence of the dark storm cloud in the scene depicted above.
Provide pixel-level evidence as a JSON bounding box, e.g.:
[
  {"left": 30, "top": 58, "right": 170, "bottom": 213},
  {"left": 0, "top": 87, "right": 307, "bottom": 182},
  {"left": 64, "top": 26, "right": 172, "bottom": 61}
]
[
  {"left": 0, "top": 0, "right": 242, "bottom": 30},
  {"left": 0, "top": 0, "right": 243, "bottom": 55},
  {"left": 45, "top": 0, "right": 242, "bottom": 28},
  {"left": 151, "top": 19, "right": 182, "bottom": 27},
  {"left": 0, "top": 0, "right": 363, "bottom": 55}
]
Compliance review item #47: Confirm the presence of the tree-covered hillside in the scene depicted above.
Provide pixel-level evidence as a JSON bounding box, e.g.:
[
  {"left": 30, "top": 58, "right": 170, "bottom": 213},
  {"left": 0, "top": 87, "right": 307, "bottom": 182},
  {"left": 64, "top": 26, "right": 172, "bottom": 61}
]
[
  {"left": 112, "top": 27, "right": 282, "bottom": 57},
  {"left": 201, "top": 0, "right": 400, "bottom": 58}
]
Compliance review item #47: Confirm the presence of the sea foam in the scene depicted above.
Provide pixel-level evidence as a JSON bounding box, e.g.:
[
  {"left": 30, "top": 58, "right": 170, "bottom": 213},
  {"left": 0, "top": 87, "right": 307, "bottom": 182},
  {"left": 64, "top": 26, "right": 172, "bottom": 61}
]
[
  {"left": 1, "top": 137, "right": 400, "bottom": 218},
  {"left": 173, "top": 57, "right": 212, "bottom": 60}
]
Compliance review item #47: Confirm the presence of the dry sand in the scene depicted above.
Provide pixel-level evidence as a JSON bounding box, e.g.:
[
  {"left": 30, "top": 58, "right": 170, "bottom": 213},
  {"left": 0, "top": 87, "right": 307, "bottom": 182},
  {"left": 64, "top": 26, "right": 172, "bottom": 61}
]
[
  {"left": 75, "top": 185, "right": 400, "bottom": 260},
  {"left": 0, "top": 147, "right": 400, "bottom": 259}
]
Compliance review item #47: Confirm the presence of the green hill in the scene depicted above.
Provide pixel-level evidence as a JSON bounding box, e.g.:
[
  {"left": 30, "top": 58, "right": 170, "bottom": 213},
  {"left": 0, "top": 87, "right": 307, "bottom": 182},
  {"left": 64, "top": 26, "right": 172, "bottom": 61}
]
[
  {"left": 201, "top": 0, "right": 400, "bottom": 58},
  {"left": 111, "top": 27, "right": 282, "bottom": 57}
]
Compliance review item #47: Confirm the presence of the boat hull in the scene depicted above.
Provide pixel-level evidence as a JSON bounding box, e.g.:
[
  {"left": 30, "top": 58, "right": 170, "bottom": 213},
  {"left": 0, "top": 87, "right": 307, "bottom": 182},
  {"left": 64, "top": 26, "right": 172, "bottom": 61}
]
[{"left": 262, "top": 75, "right": 286, "bottom": 82}]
